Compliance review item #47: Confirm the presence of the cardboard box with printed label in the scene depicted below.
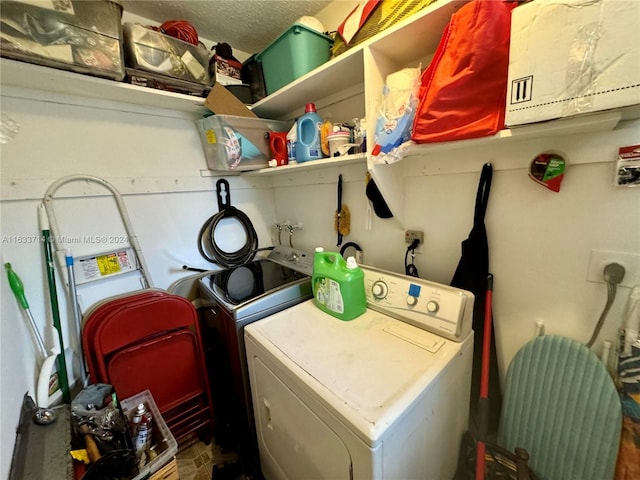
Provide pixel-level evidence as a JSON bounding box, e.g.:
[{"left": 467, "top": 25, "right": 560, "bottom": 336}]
[{"left": 505, "top": 0, "right": 640, "bottom": 127}]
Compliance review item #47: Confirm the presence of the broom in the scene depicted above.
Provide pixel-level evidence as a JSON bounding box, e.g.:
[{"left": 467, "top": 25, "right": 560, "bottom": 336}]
[
  {"left": 476, "top": 273, "right": 494, "bottom": 480},
  {"left": 335, "top": 174, "right": 350, "bottom": 247}
]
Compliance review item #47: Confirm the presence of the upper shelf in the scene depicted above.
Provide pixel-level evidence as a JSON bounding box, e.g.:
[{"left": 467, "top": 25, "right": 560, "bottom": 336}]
[
  {"left": 400, "top": 107, "right": 638, "bottom": 157},
  {"left": 251, "top": 0, "right": 467, "bottom": 120},
  {"left": 250, "top": 48, "right": 365, "bottom": 120},
  {"left": 245, "top": 153, "right": 367, "bottom": 176},
  {"left": 0, "top": 0, "right": 466, "bottom": 119},
  {"left": 0, "top": 58, "right": 208, "bottom": 115}
]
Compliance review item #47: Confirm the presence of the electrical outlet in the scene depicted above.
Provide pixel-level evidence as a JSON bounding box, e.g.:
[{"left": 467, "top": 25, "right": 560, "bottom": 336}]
[
  {"left": 405, "top": 230, "right": 424, "bottom": 245},
  {"left": 587, "top": 249, "right": 640, "bottom": 288}
]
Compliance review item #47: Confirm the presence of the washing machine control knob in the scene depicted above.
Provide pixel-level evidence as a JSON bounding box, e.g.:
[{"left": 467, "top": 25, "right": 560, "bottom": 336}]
[
  {"left": 371, "top": 281, "right": 388, "bottom": 299},
  {"left": 426, "top": 300, "right": 439, "bottom": 313},
  {"left": 406, "top": 295, "right": 418, "bottom": 306}
]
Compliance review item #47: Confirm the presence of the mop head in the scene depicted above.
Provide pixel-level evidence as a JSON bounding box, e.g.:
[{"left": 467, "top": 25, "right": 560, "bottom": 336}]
[{"left": 335, "top": 204, "right": 351, "bottom": 237}]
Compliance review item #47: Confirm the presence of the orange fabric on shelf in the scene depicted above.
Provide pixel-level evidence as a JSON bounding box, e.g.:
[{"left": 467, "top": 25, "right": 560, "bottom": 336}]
[{"left": 412, "top": 0, "right": 516, "bottom": 143}]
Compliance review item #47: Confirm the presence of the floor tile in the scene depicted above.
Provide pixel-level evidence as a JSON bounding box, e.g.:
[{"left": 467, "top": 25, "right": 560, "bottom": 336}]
[{"left": 175, "top": 434, "right": 242, "bottom": 480}]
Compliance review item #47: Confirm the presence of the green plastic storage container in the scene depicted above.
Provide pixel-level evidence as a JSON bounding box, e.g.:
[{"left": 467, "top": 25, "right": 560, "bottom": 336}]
[{"left": 256, "top": 23, "right": 333, "bottom": 95}]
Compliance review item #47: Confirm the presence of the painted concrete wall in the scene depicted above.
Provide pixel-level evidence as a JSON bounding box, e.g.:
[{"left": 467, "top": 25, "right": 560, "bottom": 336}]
[
  {"left": 1, "top": 4, "right": 365, "bottom": 475},
  {"left": 2, "top": 1, "right": 639, "bottom": 477},
  {"left": 0, "top": 92, "right": 276, "bottom": 476},
  {"left": 271, "top": 121, "right": 640, "bottom": 380},
  {"left": 4, "top": 94, "right": 637, "bottom": 475}
]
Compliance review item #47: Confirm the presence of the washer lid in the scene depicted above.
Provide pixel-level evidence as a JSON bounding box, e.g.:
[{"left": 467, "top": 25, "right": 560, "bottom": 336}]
[
  {"left": 245, "top": 300, "right": 470, "bottom": 443},
  {"left": 204, "top": 259, "right": 308, "bottom": 307}
]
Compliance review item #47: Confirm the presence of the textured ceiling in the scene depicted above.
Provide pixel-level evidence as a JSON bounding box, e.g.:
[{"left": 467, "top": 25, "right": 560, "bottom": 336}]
[{"left": 120, "top": 0, "right": 334, "bottom": 55}]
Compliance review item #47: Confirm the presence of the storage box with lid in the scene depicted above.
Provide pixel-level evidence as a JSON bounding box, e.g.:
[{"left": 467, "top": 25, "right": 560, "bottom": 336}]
[
  {"left": 196, "top": 114, "right": 291, "bottom": 171},
  {"left": 256, "top": 23, "right": 333, "bottom": 95},
  {"left": 122, "top": 23, "right": 211, "bottom": 88},
  {"left": 0, "top": 0, "right": 125, "bottom": 80},
  {"left": 121, "top": 389, "right": 178, "bottom": 480},
  {"left": 505, "top": 0, "right": 640, "bottom": 127}
]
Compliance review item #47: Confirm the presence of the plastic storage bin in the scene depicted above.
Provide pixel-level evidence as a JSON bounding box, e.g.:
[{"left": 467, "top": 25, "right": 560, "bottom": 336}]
[
  {"left": 123, "top": 23, "right": 210, "bottom": 86},
  {"left": 256, "top": 23, "right": 333, "bottom": 95},
  {"left": 197, "top": 115, "right": 291, "bottom": 171},
  {"left": 0, "top": 0, "right": 125, "bottom": 80},
  {"left": 126, "top": 67, "right": 211, "bottom": 97},
  {"left": 121, "top": 390, "right": 178, "bottom": 480}
]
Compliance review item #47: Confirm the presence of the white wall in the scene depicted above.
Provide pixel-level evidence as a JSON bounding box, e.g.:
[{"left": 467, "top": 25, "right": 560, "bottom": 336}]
[
  {"left": 2, "top": 1, "right": 639, "bottom": 477},
  {"left": 0, "top": 3, "right": 361, "bottom": 476},
  {"left": 0, "top": 92, "right": 276, "bottom": 477},
  {"left": 271, "top": 119, "right": 640, "bottom": 382},
  {"left": 4, "top": 112, "right": 636, "bottom": 480}
]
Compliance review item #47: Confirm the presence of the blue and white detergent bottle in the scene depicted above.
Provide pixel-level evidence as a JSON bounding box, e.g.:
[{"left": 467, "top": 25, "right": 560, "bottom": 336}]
[
  {"left": 312, "top": 248, "right": 366, "bottom": 321},
  {"left": 296, "top": 103, "right": 323, "bottom": 162}
]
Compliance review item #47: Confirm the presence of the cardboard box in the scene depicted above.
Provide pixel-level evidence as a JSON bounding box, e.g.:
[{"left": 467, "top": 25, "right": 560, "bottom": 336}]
[
  {"left": 205, "top": 82, "right": 258, "bottom": 118},
  {"left": 0, "top": 0, "right": 125, "bottom": 80},
  {"left": 213, "top": 53, "right": 242, "bottom": 86},
  {"left": 505, "top": 0, "right": 640, "bottom": 127}
]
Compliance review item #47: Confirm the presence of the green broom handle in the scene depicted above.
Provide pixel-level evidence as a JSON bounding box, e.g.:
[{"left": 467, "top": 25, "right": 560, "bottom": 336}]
[{"left": 39, "top": 204, "right": 71, "bottom": 404}]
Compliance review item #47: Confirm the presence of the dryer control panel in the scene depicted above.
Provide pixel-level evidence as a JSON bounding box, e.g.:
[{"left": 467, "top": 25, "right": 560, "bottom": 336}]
[{"left": 362, "top": 265, "right": 474, "bottom": 342}]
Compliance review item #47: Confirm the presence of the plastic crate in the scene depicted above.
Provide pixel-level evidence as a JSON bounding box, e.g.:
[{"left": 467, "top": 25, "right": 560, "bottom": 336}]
[
  {"left": 121, "top": 390, "right": 178, "bottom": 480},
  {"left": 196, "top": 114, "right": 291, "bottom": 171},
  {"left": 123, "top": 23, "right": 210, "bottom": 86},
  {"left": 0, "top": 0, "right": 125, "bottom": 81},
  {"left": 256, "top": 23, "right": 333, "bottom": 95}
]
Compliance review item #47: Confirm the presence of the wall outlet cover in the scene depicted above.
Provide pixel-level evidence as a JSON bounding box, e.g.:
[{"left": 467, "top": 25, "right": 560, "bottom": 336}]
[
  {"left": 587, "top": 249, "right": 640, "bottom": 288},
  {"left": 405, "top": 230, "right": 424, "bottom": 245}
]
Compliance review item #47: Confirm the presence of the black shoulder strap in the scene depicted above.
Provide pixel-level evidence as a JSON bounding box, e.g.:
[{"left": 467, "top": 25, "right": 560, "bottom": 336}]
[{"left": 474, "top": 163, "right": 493, "bottom": 226}]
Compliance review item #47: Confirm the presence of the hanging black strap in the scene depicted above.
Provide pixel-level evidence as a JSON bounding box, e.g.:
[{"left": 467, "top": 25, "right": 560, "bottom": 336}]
[
  {"left": 473, "top": 163, "right": 493, "bottom": 227},
  {"left": 450, "top": 162, "right": 501, "bottom": 436}
]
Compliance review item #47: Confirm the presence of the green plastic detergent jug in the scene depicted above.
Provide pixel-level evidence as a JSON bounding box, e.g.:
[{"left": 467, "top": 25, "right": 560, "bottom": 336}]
[{"left": 312, "top": 248, "right": 366, "bottom": 321}]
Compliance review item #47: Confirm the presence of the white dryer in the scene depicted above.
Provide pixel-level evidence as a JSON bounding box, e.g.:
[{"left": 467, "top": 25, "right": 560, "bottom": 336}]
[{"left": 245, "top": 265, "right": 475, "bottom": 480}]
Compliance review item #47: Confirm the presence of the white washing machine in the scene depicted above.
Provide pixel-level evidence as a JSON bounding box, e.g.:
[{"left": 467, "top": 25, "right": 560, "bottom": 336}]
[{"left": 245, "top": 265, "right": 475, "bottom": 480}]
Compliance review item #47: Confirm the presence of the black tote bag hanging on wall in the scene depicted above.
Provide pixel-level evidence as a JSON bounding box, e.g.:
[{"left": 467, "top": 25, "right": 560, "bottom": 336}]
[{"left": 450, "top": 163, "right": 502, "bottom": 434}]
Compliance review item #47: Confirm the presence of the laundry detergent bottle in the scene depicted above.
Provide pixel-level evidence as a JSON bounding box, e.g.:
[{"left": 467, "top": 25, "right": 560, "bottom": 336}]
[
  {"left": 296, "top": 103, "right": 323, "bottom": 162},
  {"left": 312, "top": 249, "right": 366, "bottom": 321}
]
